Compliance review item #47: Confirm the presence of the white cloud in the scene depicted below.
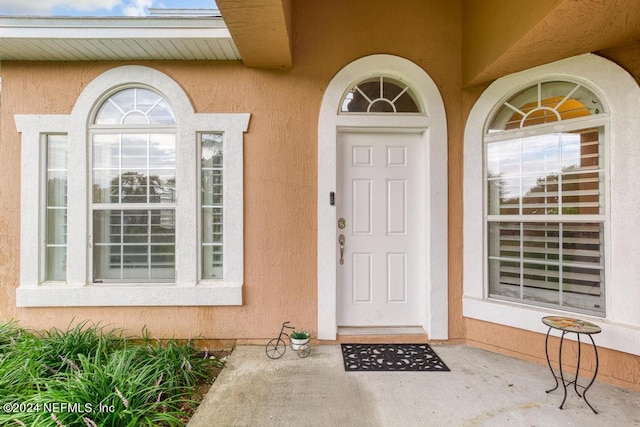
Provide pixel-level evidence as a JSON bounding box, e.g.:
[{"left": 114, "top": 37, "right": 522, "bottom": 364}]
[
  {"left": 121, "top": 0, "right": 153, "bottom": 16},
  {"left": 0, "top": 0, "right": 122, "bottom": 14}
]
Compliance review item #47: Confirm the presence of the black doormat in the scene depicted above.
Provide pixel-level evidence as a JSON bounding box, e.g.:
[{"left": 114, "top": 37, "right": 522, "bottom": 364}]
[{"left": 341, "top": 343, "right": 450, "bottom": 372}]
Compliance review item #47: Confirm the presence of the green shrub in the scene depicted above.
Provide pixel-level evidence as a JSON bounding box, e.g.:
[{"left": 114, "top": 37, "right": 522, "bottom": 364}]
[
  {"left": 0, "top": 321, "right": 224, "bottom": 427},
  {"left": 36, "top": 321, "right": 123, "bottom": 376}
]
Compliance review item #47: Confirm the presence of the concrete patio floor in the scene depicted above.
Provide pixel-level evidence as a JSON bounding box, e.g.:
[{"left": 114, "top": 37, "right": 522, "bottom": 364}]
[{"left": 188, "top": 344, "right": 640, "bottom": 427}]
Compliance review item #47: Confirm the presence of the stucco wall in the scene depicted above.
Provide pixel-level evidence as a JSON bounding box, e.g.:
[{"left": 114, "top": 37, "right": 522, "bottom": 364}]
[
  {"left": 0, "top": 0, "right": 638, "bottom": 391},
  {"left": 462, "top": 0, "right": 562, "bottom": 85},
  {"left": 0, "top": 0, "right": 464, "bottom": 341},
  {"left": 462, "top": 0, "right": 640, "bottom": 87}
]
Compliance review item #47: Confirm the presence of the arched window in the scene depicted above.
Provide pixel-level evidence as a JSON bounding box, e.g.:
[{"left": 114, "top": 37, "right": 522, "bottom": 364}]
[
  {"left": 340, "top": 76, "right": 421, "bottom": 113},
  {"left": 485, "top": 80, "right": 606, "bottom": 314},
  {"left": 15, "top": 65, "right": 249, "bottom": 307},
  {"left": 91, "top": 87, "right": 177, "bottom": 282},
  {"left": 488, "top": 81, "right": 603, "bottom": 131}
]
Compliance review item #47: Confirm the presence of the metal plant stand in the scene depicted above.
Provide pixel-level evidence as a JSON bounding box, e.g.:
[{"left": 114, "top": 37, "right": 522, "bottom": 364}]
[
  {"left": 265, "top": 321, "right": 310, "bottom": 359},
  {"left": 542, "top": 316, "right": 601, "bottom": 414}
]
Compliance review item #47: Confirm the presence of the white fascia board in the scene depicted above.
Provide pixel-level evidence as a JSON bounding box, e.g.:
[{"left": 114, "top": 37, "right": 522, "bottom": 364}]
[
  {"left": 0, "top": 17, "right": 231, "bottom": 39},
  {"left": 148, "top": 8, "right": 222, "bottom": 17}
]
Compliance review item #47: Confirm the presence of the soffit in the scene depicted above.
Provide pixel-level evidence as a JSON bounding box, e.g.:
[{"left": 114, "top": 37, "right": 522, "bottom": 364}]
[
  {"left": 216, "top": 0, "right": 292, "bottom": 70},
  {"left": 0, "top": 16, "right": 241, "bottom": 61},
  {"left": 463, "top": 0, "right": 640, "bottom": 87}
]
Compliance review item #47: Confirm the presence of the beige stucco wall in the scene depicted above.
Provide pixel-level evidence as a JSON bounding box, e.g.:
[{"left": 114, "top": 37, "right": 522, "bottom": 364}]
[
  {"left": 1, "top": 0, "right": 637, "bottom": 391},
  {"left": 0, "top": 0, "right": 464, "bottom": 341}
]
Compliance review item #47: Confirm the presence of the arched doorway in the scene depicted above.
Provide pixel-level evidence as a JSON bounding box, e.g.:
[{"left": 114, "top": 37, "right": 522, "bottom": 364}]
[{"left": 317, "top": 55, "right": 449, "bottom": 340}]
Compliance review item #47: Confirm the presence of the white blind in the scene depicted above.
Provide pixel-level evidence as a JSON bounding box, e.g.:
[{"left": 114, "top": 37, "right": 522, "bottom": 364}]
[
  {"left": 487, "top": 127, "right": 605, "bottom": 313},
  {"left": 489, "top": 222, "right": 603, "bottom": 299}
]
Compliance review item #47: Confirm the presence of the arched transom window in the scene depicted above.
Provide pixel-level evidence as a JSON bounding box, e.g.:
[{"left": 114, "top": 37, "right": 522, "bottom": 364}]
[
  {"left": 485, "top": 80, "right": 606, "bottom": 315},
  {"left": 95, "top": 87, "right": 176, "bottom": 125},
  {"left": 488, "top": 81, "right": 603, "bottom": 132},
  {"left": 340, "top": 76, "right": 421, "bottom": 113}
]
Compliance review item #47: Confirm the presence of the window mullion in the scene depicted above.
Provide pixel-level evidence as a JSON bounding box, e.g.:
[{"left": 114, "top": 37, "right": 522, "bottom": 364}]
[{"left": 174, "top": 126, "right": 198, "bottom": 287}]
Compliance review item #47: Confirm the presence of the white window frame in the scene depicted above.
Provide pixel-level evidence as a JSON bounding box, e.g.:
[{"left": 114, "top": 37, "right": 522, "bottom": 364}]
[
  {"left": 485, "top": 83, "right": 607, "bottom": 315},
  {"left": 15, "top": 65, "right": 250, "bottom": 306},
  {"left": 464, "top": 54, "right": 640, "bottom": 356}
]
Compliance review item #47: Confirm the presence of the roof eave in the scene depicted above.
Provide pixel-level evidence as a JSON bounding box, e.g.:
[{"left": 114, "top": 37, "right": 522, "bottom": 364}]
[{"left": 0, "top": 16, "right": 241, "bottom": 61}]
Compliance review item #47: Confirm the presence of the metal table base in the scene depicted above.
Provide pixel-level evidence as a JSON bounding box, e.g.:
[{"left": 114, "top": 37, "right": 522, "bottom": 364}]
[{"left": 542, "top": 316, "right": 601, "bottom": 414}]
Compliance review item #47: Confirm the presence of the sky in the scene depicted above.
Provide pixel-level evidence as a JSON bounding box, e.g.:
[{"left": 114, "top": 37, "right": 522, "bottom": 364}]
[{"left": 0, "top": 0, "right": 217, "bottom": 17}]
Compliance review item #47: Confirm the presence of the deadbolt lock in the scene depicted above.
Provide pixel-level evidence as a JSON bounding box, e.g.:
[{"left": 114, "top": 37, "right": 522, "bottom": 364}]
[{"left": 338, "top": 218, "right": 346, "bottom": 229}]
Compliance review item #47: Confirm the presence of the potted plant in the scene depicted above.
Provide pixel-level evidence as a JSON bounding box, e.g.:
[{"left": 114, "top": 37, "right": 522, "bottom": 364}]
[{"left": 290, "top": 330, "right": 310, "bottom": 350}]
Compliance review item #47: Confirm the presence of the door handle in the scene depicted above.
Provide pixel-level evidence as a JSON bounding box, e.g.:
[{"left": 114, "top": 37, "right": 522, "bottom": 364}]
[{"left": 339, "top": 234, "right": 345, "bottom": 265}]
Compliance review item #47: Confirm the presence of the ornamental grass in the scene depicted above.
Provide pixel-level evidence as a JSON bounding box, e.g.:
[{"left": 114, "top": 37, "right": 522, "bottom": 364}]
[{"left": 0, "top": 321, "right": 225, "bottom": 426}]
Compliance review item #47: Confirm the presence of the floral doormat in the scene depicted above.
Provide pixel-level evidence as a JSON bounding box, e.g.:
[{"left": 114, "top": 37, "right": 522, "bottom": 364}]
[{"left": 341, "top": 343, "right": 450, "bottom": 372}]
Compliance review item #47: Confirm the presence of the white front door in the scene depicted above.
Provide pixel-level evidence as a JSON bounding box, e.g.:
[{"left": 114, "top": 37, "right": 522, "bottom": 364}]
[{"left": 337, "top": 131, "right": 425, "bottom": 326}]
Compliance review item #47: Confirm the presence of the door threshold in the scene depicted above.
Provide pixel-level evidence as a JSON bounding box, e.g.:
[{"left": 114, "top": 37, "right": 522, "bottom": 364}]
[
  {"left": 339, "top": 326, "right": 425, "bottom": 336},
  {"left": 337, "top": 326, "right": 428, "bottom": 343}
]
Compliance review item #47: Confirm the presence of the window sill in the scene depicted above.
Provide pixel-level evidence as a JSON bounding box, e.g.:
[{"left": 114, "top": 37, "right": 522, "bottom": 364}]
[
  {"left": 463, "top": 295, "right": 640, "bottom": 356},
  {"left": 16, "top": 282, "right": 242, "bottom": 307}
]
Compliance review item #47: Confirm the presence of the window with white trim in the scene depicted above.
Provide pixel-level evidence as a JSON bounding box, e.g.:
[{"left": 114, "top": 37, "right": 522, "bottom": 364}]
[
  {"left": 15, "top": 65, "right": 249, "bottom": 306},
  {"left": 485, "top": 81, "right": 606, "bottom": 315},
  {"left": 464, "top": 55, "right": 640, "bottom": 356},
  {"left": 200, "top": 132, "right": 224, "bottom": 279},
  {"left": 92, "top": 88, "right": 177, "bottom": 283},
  {"left": 44, "top": 134, "right": 68, "bottom": 282}
]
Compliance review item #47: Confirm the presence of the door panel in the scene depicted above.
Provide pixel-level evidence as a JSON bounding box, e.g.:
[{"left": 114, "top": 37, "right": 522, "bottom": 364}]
[
  {"left": 352, "top": 180, "right": 372, "bottom": 235},
  {"left": 352, "top": 253, "right": 372, "bottom": 303},
  {"left": 387, "top": 180, "right": 407, "bottom": 235},
  {"left": 337, "top": 132, "right": 424, "bottom": 326}
]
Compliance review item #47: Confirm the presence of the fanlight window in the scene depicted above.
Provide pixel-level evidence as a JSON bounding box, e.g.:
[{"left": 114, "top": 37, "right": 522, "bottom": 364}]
[
  {"left": 341, "top": 76, "right": 420, "bottom": 113},
  {"left": 95, "top": 88, "right": 176, "bottom": 125},
  {"left": 488, "top": 81, "right": 603, "bottom": 132}
]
